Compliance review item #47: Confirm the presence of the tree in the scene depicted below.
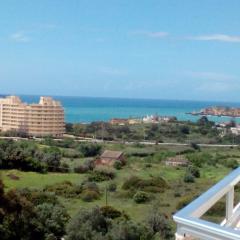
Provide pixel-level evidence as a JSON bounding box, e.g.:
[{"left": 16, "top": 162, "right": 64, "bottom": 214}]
[
  {"left": 146, "top": 207, "right": 173, "bottom": 239},
  {"left": 107, "top": 220, "right": 152, "bottom": 240},
  {"left": 36, "top": 203, "right": 69, "bottom": 238},
  {"left": 179, "top": 125, "right": 190, "bottom": 135},
  {"left": 0, "top": 180, "right": 69, "bottom": 240},
  {"left": 78, "top": 143, "right": 102, "bottom": 157},
  {"left": 187, "top": 165, "right": 200, "bottom": 178},
  {"left": 43, "top": 147, "right": 61, "bottom": 171},
  {"left": 66, "top": 207, "right": 108, "bottom": 240},
  {"left": 197, "top": 116, "right": 209, "bottom": 126},
  {"left": 184, "top": 173, "right": 195, "bottom": 183}
]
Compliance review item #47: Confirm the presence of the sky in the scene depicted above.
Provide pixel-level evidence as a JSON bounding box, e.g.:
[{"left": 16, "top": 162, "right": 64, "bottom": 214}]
[{"left": 1, "top": 0, "right": 240, "bottom": 102}]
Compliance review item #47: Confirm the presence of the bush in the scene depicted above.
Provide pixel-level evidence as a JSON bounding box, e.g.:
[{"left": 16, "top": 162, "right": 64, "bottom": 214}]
[
  {"left": 206, "top": 201, "right": 225, "bottom": 216},
  {"left": 122, "top": 176, "right": 168, "bottom": 193},
  {"left": 176, "top": 195, "right": 197, "bottom": 210},
  {"left": 100, "top": 206, "right": 121, "bottom": 219},
  {"left": 133, "top": 191, "right": 149, "bottom": 203},
  {"left": 187, "top": 165, "right": 200, "bottom": 178},
  {"left": 108, "top": 182, "right": 117, "bottom": 192},
  {"left": 147, "top": 207, "right": 173, "bottom": 239},
  {"left": 81, "top": 190, "right": 100, "bottom": 202},
  {"left": 74, "top": 165, "right": 89, "bottom": 173},
  {"left": 180, "top": 125, "right": 190, "bottom": 134},
  {"left": 225, "top": 159, "right": 239, "bottom": 169},
  {"left": 106, "top": 220, "right": 153, "bottom": 240},
  {"left": 113, "top": 160, "right": 122, "bottom": 170},
  {"left": 59, "top": 162, "right": 70, "bottom": 173},
  {"left": 78, "top": 143, "right": 102, "bottom": 157},
  {"left": 174, "top": 192, "right": 181, "bottom": 197},
  {"left": 184, "top": 173, "right": 195, "bottom": 183},
  {"left": 44, "top": 181, "right": 82, "bottom": 198},
  {"left": 88, "top": 167, "right": 116, "bottom": 182},
  {"left": 145, "top": 163, "right": 152, "bottom": 168},
  {"left": 191, "top": 142, "right": 201, "bottom": 151},
  {"left": 82, "top": 181, "right": 100, "bottom": 193},
  {"left": 66, "top": 207, "right": 108, "bottom": 240},
  {"left": 81, "top": 181, "right": 101, "bottom": 202},
  {"left": 74, "top": 159, "right": 96, "bottom": 174}
]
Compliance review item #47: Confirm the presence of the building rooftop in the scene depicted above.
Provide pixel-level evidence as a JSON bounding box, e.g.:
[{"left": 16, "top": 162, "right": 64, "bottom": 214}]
[{"left": 100, "top": 150, "right": 123, "bottom": 159}]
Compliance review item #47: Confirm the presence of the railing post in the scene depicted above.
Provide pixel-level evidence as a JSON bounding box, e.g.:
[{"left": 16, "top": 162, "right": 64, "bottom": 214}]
[
  {"left": 175, "top": 233, "right": 185, "bottom": 240},
  {"left": 226, "top": 187, "right": 234, "bottom": 221}
]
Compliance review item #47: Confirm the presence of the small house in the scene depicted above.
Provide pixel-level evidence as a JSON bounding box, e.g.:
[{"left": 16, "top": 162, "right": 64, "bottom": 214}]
[
  {"left": 165, "top": 155, "right": 188, "bottom": 167},
  {"left": 96, "top": 150, "right": 125, "bottom": 166}
]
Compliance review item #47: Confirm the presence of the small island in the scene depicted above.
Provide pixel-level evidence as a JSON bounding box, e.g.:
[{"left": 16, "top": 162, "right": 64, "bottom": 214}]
[{"left": 188, "top": 106, "right": 240, "bottom": 118}]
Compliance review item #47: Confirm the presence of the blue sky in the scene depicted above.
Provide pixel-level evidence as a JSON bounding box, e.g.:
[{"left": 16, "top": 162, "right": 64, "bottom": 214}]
[{"left": 1, "top": 0, "right": 240, "bottom": 101}]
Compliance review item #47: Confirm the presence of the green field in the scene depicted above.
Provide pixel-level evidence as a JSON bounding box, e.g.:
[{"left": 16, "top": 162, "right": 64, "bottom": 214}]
[{"left": 0, "top": 142, "right": 235, "bottom": 226}]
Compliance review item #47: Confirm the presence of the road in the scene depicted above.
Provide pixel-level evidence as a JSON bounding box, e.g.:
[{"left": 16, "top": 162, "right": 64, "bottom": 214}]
[{"left": 0, "top": 136, "right": 238, "bottom": 148}]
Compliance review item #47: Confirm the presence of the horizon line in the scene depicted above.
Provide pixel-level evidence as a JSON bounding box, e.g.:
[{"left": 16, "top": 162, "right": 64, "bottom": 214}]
[{"left": 1, "top": 93, "right": 240, "bottom": 105}]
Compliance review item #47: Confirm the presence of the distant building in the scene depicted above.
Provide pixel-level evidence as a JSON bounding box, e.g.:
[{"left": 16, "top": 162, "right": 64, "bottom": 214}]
[
  {"left": 0, "top": 96, "right": 65, "bottom": 137},
  {"left": 110, "top": 118, "right": 128, "bottom": 125},
  {"left": 96, "top": 150, "right": 125, "bottom": 166},
  {"left": 143, "top": 114, "right": 176, "bottom": 123},
  {"left": 128, "top": 118, "right": 141, "bottom": 125},
  {"left": 165, "top": 155, "right": 188, "bottom": 167},
  {"left": 230, "top": 127, "right": 240, "bottom": 135}
]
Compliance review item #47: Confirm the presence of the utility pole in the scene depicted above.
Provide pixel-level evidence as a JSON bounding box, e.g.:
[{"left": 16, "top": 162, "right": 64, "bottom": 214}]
[{"left": 105, "top": 185, "right": 108, "bottom": 206}]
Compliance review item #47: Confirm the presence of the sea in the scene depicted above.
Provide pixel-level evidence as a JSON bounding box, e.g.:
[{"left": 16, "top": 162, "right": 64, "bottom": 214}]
[{"left": 4, "top": 95, "right": 240, "bottom": 124}]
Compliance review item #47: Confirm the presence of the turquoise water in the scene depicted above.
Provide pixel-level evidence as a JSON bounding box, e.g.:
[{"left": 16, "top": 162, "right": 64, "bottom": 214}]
[{"left": 18, "top": 95, "right": 240, "bottom": 123}]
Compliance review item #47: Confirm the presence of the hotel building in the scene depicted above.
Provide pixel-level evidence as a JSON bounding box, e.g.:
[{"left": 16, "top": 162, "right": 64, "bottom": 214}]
[{"left": 0, "top": 96, "right": 65, "bottom": 137}]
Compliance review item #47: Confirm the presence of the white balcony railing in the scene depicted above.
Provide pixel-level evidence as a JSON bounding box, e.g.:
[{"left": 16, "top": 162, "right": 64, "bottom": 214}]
[{"left": 173, "top": 167, "right": 240, "bottom": 240}]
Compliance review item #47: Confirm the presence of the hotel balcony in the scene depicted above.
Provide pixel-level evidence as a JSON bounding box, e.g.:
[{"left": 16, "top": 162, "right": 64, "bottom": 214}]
[{"left": 173, "top": 167, "right": 240, "bottom": 240}]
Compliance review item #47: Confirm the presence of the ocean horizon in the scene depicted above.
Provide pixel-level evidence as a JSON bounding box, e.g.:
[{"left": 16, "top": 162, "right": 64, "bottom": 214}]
[{"left": 2, "top": 94, "right": 240, "bottom": 123}]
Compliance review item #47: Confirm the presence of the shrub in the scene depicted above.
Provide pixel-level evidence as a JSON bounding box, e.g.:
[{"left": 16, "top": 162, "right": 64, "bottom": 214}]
[
  {"left": 174, "top": 192, "right": 181, "bottom": 198},
  {"left": 147, "top": 207, "right": 173, "bottom": 239},
  {"left": 187, "top": 165, "right": 200, "bottom": 178},
  {"left": 225, "top": 159, "right": 239, "bottom": 169},
  {"left": 74, "top": 165, "right": 89, "bottom": 173},
  {"left": 88, "top": 167, "right": 116, "bottom": 182},
  {"left": 59, "top": 162, "right": 70, "bottom": 173},
  {"left": 80, "top": 181, "right": 101, "bottom": 202},
  {"left": 82, "top": 181, "right": 100, "bottom": 193},
  {"left": 133, "top": 191, "right": 149, "bottom": 203},
  {"left": 180, "top": 125, "right": 190, "bottom": 134},
  {"left": 191, "top": 142, "right": 201, "bottom": 151},
  {"left": 81, "top": 190, "right": 100, "bottom": 202},
  {"left": 145, "top": 163, "right": 152, "bottom": 168},
  {"left": 206, "top": 201, "right": 225, "bottom": 216},
  {"left": 100, "top": 206, "right": 121, "bottom": 219},
  {"left": 66, "top": 207, "right": 108, "bottom": 239},
  {"left": 108, "top": 182, "right": 117, "bottom": 192},
  {"left": 176, "top": 195, "right": 197, "bottom": 210},
  {"left": 106, "top": 219, "right": 153, "bottom": 240},
  {"left": 184, "top": 173, "right": 195, "bottom": 183},
  {"left": 113, "top": 160, "right": 122, "bottom": 170},
  {"left": 78, "top": 143, "right": 102, "bottom": 157},
  {"left": 44, "top": 181, "right": 82, "bottom": 198},
  {"left": 122, "top": 176, "right": 168, "bottom": 193}
]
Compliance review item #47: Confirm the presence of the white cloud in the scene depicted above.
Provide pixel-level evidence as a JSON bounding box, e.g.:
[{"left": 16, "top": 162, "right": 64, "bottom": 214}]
[
  {"left": 186, "top": 71, "right": 236, "bottom": 81},
  {"left": 10, "top": 32, "right": 30, "bottom": 43},
  {"left": 132, "top": 30, "right": 169, "bottom": 38},
  {"left": 187, "top": 34, "right": 240, "bottom": 43}
]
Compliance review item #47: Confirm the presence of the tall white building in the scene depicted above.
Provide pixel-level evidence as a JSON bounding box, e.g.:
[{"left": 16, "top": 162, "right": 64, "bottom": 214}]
[{"left": 0, "top": 96, "right": 65, "bottom": 137}]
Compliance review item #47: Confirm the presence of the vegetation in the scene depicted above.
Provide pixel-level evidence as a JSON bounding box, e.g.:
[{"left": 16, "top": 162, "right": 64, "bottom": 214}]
[
  {"left": 0, "top": 180, "right": 69, "bottom": 240},
  {"left": 1, "top": 121, "right": 240, "bottom": 239}
]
